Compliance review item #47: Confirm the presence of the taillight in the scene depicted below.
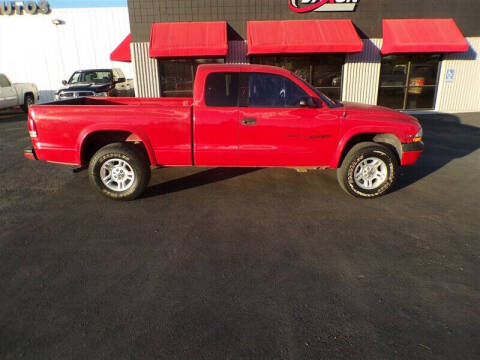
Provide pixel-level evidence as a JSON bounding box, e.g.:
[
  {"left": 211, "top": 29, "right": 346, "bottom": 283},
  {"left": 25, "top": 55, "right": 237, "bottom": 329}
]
[{"left": 27, "top": 112, "right": 37, "bottom": 138}]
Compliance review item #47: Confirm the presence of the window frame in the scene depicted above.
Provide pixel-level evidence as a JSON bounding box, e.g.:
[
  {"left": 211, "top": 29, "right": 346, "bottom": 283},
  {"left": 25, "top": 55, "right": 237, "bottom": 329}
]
[
  {"left": 203, "top": 72, "right": 313, "bottom": 109},
  {"left": 158, "top": 58, "right": 225, "bottom": 98},
  {"left": 377, "top": 53, "right": 442, "bottom": 110}
]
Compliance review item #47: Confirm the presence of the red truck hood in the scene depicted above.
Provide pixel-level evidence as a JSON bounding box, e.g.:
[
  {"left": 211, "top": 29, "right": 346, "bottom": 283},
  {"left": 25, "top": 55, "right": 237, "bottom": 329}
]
[{"left": 342, "top": 102, "right": 420, "bottom": 127}]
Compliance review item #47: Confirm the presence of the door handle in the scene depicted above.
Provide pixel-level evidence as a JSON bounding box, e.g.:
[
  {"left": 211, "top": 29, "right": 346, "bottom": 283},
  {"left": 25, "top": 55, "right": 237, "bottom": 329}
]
[{"left": 242, "top": 118, "right": 257, "bottom": 126}]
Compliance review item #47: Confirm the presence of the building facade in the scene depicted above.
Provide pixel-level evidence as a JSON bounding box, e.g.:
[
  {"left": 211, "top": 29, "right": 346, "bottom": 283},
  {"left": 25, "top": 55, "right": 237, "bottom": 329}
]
[
  {"left": 127, "top": 0, "right": 480, "bottom": 113},
  {"left": 0, "top": 1, "right": 132, "bottom": 102}
]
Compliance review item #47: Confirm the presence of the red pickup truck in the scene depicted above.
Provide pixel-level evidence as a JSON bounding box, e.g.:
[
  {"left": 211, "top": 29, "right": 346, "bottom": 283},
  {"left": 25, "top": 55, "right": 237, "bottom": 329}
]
[{"left": 25, "top": 64, "right": 423, "bottom": 200}]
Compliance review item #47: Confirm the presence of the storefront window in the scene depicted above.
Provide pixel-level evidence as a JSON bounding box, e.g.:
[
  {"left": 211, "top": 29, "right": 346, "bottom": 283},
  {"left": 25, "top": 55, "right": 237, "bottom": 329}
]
[
  {"left": 251, "top": 54, "right": 344, "bottom": 100},
  {"left": 159, "top": 58, "right": 224, "bottom": 97},
  {"left": 378, "top": 54, "right": 441, "bottom": 110}
]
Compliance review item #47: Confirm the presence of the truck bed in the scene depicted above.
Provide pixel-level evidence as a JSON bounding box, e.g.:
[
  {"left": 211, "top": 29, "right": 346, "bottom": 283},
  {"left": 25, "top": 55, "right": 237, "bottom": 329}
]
[
  {"left": 43, "top": 96, "right": 193, "bottom": 107},
  {"left": 29, "top": 97, "right": 194, "bottom": 167}
]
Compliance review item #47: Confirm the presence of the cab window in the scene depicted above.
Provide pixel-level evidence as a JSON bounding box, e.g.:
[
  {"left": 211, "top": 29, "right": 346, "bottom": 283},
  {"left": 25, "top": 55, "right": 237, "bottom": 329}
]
[
  {"left": 205, "top": 72, "right": 239, "bottom": 107},
  {"left": 247, "top": 73, "right": 308, "bottom": 108}
]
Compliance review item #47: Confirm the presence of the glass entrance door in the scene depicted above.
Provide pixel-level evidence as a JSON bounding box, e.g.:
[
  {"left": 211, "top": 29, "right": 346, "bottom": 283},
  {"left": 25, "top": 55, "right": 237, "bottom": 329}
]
[{"left": 378, "top": 54, "right": 441, "bottom": 110}]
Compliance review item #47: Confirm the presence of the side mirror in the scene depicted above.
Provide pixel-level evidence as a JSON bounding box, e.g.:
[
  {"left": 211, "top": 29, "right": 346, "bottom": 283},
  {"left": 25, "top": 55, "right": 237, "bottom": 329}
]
[
  {"left": 62, "top": 80, "right": 67, "bottom": 86},
  {"left": 114, "top": 77, "right": 126, "bottom": 84},
  {"left": 299, "top": 97, "right": 319, "bottom": 108}
]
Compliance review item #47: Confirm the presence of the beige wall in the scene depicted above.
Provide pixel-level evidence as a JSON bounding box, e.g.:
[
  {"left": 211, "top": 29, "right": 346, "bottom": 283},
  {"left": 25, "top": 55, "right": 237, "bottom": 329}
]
[
  {"left": 131, "top": 42, "right": 160, "bottom": 98},
  {"left": 436, "top": 37, "right": 480, "bottom": 113},
  {"left": 343, "top": 39, "right": 382, "bottom": 105}
]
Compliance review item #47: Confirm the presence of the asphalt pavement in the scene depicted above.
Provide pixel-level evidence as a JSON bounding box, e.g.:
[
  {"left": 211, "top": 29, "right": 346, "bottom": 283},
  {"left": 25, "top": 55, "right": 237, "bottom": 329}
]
[{"left": 0, "top": 109, "right": 479, "bottom": 359}]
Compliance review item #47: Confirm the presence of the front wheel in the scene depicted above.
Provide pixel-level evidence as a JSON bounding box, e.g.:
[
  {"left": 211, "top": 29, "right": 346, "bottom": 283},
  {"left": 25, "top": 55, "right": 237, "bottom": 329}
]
[
  {"left": 337, "top": 142, "right": 398, "bottom": 198},
  {"left": 89, "top": 143, "right": 151, "bottom": 200}
]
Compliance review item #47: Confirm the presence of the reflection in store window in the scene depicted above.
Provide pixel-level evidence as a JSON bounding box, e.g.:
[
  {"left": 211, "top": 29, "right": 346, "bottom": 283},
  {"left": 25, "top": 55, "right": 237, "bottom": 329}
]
[
  {"left": 378, "top": 54, "right": 441, "bottom": 110},
  {"left": 251, "top": 54, "right": 344, "bottom": 100},
  {"left": 159, "top": 58, "right": 224, "bottom": 97}
]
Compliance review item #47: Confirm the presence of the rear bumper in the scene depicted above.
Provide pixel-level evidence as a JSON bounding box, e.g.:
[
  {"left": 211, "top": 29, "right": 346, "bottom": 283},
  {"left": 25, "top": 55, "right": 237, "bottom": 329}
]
[
  {"left": 401, "top": 141, "right": 424, "bottom": 166},
  {"left": 24, "top": 148, "right": 37, "bottom": 161}
]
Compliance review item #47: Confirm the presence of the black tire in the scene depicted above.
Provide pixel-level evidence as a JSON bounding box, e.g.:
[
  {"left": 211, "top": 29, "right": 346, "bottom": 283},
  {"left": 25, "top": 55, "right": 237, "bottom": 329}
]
[
  {"left": 22, "top": 94, "right": 34, "bottom": 113},
  {"left": 337, "top": 142, "right": 398, "bottom": 199},
  {"left": 88, "top": 142, "right": 151, "bottom": 201}
]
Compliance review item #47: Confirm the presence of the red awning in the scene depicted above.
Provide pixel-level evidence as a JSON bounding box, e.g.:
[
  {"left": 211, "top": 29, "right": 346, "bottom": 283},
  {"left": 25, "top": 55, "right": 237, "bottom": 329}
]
[
  {"left": 381, "top": 19, "right": 469, "bottom": 54},
  {"left": 149, "top": 21, "right": 228, "bottom": 58},
  {"left": 247, "top": 20, "right": 363, "bottom": 55},
  {"left": 110, "top": 34, "right": 131, "bottom": 62}
]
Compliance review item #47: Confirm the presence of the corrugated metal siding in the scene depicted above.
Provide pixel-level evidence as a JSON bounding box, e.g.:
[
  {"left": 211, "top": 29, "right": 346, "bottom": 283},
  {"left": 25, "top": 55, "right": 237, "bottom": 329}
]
[
  {"left": 226, "top": 41, "right": 248, "bottom": 64},
  {"left": 343, "top": 39, "right": 382, "bottom": 104},
  {"left": 131, "top": 42, "right": 160, "bottom": 98},
  {"left": 436, "top": 37, "right": 480, "bottom": 113}
]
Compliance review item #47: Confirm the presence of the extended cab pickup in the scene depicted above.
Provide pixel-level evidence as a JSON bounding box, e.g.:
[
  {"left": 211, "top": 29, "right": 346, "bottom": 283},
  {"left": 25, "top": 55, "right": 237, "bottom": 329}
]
[
  {"left": 0, "top": 73, "right": 38, "bottom": 112},
  {"left": 25, "top": 64, "right": 424, "bottom": 200}
]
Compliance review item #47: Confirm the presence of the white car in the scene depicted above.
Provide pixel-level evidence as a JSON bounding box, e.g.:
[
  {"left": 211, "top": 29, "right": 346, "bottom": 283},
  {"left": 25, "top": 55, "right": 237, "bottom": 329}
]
[{"left": 0, "top": 73, "right": 39, "bottom": 112}]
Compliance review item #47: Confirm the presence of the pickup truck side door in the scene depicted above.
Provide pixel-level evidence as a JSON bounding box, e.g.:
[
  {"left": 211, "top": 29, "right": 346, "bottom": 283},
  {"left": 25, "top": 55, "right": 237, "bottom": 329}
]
[
  {"left": 237, "top": 73, "right": 340, "bottom": 167},
  {"left": 193, "top": 72, "right": 240, "bottom": 166},
  {"left": 0, "top": 74, "right": 18, "bottom": 109}
]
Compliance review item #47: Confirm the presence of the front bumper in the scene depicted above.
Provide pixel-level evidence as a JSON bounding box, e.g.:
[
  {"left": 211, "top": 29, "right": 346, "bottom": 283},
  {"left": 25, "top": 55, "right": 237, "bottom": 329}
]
[
  {"left": 24, "top": 148, "right": 37, "bottom": 161},
  {"left": 401, "top": 141, "right": 424, "bottom": 166},
  {"left": 402, "top": 141, "right": 424, "bottom": 153}
]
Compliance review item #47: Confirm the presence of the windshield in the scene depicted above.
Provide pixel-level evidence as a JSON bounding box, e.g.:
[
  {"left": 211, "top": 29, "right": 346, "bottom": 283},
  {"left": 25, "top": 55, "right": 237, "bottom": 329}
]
[
  {"left": 291, "top": 72, "right": 342, "bottom": 108},
  {"left": 69, "top": 71, "right": 112, "bottom": 85}
]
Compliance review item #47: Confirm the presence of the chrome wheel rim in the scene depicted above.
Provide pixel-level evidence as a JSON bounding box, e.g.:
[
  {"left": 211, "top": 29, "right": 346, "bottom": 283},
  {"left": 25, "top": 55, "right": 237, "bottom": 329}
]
[
  {"left": 100, "top": 158, "right": 135, "bottom": 192},
  {"left": 354, "top": 157, "right": 388, "bottom": 190}
]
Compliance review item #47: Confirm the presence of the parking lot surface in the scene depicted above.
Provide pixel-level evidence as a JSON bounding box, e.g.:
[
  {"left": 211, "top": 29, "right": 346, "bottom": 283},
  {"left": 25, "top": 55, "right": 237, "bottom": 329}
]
[{"left": 1, "top": 109, "right": 479, "bottom": 359}]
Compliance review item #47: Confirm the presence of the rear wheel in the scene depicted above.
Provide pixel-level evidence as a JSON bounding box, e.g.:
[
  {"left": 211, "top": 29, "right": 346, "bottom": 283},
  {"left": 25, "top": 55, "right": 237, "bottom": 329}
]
[
  {"left": 89, "top": 143, "right": 150, "bottom": 200},
  {"left": 337, "top": 142, "right": 398, "bottom": 198},
  {"left": 22, "top": 94, "right": 34, "bottom": 112}
]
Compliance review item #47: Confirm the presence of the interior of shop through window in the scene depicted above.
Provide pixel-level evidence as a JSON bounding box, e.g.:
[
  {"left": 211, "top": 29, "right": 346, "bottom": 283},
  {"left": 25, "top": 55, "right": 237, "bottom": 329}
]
[
  {"left": 377, "top": 54, "right": 441, "bottom": 110},
  {"left": 159, "top": 58, "right": 224, "bottom": 97}
]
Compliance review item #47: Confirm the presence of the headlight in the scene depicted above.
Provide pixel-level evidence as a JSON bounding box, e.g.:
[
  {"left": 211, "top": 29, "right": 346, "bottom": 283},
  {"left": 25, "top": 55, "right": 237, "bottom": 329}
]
[
  {"left": 413, "top": 127, "right": 423, "bottom": 142},
  {"left": 95, "top": 92, "right": 108, "bottom": 97}
]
